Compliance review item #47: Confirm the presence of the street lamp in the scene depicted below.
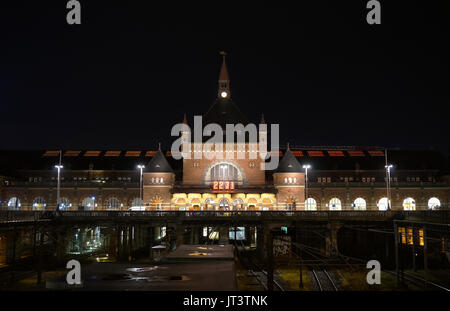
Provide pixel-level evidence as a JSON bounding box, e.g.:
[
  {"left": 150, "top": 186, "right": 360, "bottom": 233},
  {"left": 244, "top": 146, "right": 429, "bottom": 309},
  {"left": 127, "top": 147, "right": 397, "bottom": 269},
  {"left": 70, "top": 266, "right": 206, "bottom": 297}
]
[
  {"left": 137, "top": 165, "right": 145, "bottom": 209},
  {"left": 385, "top": 164, "right": 393, "bottom": 210},
  {"left": 54, "top": 164, "right": 63, "bottom": 211},
  {"left": 302, "top": 165, "right": 311, "bottom": 210},
  {"left": 91, "top": 196, "right": 96, "bottom": 210}
]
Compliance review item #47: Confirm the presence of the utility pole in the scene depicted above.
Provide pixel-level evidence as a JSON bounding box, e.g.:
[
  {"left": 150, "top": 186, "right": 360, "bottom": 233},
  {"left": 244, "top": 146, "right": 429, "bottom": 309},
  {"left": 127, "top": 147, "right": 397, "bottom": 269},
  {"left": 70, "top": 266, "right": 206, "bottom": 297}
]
[
  {"left": 267, "top": 231, "right": 274, "bottom": 291},
  {"left": 394, "top": 221, "right": 399, "bottom": 286},
  {"left": 55, "top": 150, "right": 63, "bottom": 211}
]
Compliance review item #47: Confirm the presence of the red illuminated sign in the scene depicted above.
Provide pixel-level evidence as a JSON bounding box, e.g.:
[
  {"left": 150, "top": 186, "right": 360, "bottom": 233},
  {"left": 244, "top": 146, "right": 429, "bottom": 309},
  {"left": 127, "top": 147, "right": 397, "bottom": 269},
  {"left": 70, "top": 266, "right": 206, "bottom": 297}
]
[{"left": 212, "top": 181, "right": 235, "bottom": 193}]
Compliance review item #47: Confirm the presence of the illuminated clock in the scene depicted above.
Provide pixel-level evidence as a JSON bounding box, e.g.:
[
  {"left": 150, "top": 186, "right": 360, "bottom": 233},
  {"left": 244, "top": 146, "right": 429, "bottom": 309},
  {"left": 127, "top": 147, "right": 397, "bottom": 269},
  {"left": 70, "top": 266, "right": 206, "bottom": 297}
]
[{"left": 220, "top": 91, "right": 228, "bottom": 98}]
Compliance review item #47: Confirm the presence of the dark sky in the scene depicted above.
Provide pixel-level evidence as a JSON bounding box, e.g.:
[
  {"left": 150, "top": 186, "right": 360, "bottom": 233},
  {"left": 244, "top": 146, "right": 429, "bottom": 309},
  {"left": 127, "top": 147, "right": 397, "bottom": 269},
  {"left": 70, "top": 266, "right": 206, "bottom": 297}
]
[{"left": 1, "top": 1, "right": 449, "bottom": 152}]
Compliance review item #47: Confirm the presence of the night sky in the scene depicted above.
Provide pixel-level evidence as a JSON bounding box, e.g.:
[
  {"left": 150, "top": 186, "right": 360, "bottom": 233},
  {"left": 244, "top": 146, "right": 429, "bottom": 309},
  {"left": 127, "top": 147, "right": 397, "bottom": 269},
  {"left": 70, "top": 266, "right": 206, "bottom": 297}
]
[{"left": 1, "top": 1, "right": 449, "bottom": 152}]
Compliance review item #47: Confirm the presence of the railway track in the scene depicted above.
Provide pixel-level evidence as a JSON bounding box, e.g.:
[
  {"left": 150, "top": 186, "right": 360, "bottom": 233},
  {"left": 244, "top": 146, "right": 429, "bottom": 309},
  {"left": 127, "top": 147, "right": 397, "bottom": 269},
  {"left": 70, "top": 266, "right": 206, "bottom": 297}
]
[
  {"left": 385, "top": 270, "right": 450, "bottom": 291},
  {"left": 311, "top": 269, "right": 338, "bottom": 291},
  {"left": 234, "top": 240, "right": 285, "bottom": 291}
]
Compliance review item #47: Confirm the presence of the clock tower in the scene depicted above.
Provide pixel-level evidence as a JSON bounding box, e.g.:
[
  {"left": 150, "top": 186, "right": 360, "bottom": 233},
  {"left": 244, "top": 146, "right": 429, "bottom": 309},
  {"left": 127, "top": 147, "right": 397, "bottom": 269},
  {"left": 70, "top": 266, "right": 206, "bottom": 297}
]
[{"left": 218, "top": 51, "right": 231, "bottom": 99}]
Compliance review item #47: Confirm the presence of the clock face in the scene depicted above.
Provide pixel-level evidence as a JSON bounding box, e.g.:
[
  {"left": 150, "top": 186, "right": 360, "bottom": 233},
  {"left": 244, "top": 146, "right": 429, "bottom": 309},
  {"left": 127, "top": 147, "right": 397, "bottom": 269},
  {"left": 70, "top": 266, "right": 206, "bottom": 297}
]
[{"left": 220, "top": 91, "right": 228, "bottom": 98}]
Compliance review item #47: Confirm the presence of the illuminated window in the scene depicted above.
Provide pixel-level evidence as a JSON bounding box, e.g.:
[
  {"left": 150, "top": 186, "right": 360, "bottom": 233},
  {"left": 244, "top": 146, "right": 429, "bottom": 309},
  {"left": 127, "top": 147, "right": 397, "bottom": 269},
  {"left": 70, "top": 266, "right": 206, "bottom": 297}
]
[
  {"left": 294, "top": 177, "right": 297, "bottom": 183},
  {"left": 82, "top": 197, "right": 96, "bottom": 210},
  {"left": 403, "top": 197, "right": 416, "bottom": 211},
  {"left": 284, "top": 178, "right": 288, "bottom": 183},
  {"left": 32, "top": 197, "right": 46, "bottom": 211},
  {"left": 207, "top": 162, "right": 242, "bottom": 183},
  {"left": 398, "top": 227, "right": 406, "bottom": 244},
  {"left": 428, "top": 197, "right": 440, "bottom": 210},
  {"left": 353, "top": 198, "right": 366, "bottom": 211},
  {"left": 58, "top": 197, "right": 71, "bottom": 210},
  {"left": 288, "top": 177, "right": 292, "bottom": 183},
  {"left": 329, "top": 198, "right": 342, "bottom": 211},
  {"left": 419, "top": 229, "right": 424, "bottom": 246},
  {"left": 131, "top": 197, "right": 143, "bottom": 207},
  {"left": 377, "top": 197, "right": 389, "bottom": 211},
  {"left": 407, "top": 228, "right": 413, "bottom": 245},
  {"left": 105, "top": 197, "right": 120, "bottom": 210},
  {"left": 305, "top": 198, "right": 317, "bottom": 211},
  {"left": 7, "top": 197, "right": 21, "bottom": 210}
]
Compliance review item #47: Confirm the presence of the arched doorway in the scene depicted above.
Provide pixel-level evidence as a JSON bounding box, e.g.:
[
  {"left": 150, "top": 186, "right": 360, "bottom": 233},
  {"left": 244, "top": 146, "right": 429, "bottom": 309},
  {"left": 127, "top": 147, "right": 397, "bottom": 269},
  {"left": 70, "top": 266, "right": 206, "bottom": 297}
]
[
  {"left": 205, "top": 198, "right": 215, "bottom": 211},
  {"left": 233, "top": 198, "right": 244, "bottom": 210},
  {"left": 247, "top": 198, "right": 258, "bottom": 210},
  {"left": 151, "top": 196, "right": 163, "bottom": 210},
  {"left": 190, "top": 198, "right": 201, "bottom": 211},
  {"left": 219, "top": 198, "right": 229, "bottom": 211},
  {"left": 262, "top": 198, "right": 273, "bottom": 211}
]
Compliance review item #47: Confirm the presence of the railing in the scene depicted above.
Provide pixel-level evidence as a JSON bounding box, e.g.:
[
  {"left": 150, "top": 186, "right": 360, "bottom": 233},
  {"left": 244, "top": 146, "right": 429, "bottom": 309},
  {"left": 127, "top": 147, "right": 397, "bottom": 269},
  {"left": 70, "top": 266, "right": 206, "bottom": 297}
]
[
  {"left": 47, "top": 210, "right": 450, "bottom": 220},
  {"left": 0, "top": 211, "right": 46, "bottom": 223},
  {"left": 1, "top": 210, "right": 448, "bottom": 223}
]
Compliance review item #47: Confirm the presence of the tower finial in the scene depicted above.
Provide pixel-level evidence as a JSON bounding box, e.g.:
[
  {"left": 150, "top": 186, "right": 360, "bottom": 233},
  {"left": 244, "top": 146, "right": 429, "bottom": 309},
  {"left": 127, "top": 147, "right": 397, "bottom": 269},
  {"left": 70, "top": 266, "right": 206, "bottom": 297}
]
[
  {"left": 287, "top": 142, "right": 290, "bottom": 151},
  {"left": 261, "top": 113, "right": 265, "bottom": 124},
  {"left": 218, "top": 51, "right": 230, "bottom": 99},
  {"left": 183, "top": 113, "right": 187, "bottom": 124},
  {"left": 158, "top": 142, "right": 161, "bottom": 151}
]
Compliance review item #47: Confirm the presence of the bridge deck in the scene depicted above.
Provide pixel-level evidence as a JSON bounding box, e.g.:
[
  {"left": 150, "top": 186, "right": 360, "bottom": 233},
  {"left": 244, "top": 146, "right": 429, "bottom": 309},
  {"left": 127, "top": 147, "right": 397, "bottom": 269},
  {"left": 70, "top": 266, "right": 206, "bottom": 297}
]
[{"left": 0, "top": 210, "right": 448, "bottom": 226}]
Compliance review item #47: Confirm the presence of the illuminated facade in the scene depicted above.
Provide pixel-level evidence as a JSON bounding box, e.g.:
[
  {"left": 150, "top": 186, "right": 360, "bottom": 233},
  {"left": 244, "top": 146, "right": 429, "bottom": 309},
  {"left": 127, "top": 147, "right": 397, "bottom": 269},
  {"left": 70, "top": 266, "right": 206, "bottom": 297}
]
[{"left": 1, "top": 55, "right": 449, "bottom": 211}]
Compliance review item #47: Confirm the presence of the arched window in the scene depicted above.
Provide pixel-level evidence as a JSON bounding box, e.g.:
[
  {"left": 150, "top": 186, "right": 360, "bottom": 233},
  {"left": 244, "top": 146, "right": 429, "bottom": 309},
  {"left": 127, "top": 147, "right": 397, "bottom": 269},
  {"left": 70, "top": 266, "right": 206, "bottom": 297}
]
[
  {"left": 305, "top": 198, "right": 317, "bottom": 211},
  {"left": 284, "top": 178, "right": 288, "bottom": 183},
  {"left": 377, "top": 197, "right": 389, "bottom": 211},
  {"left": 131, "top": 197, "right": 143, "bottom": 207},
  {"left": 82, "top": 197, "right": 96, "bottom": 210},
  {"left": 106, "top": 197, "right": 120, "bottom": 210},
  {"left": 428, "top": 197, "right": 440, "bottom": 210},
  {"left": 58, "top": 197, "right": 71, "bottom": 210},
  {"left": 353, "top": 198, "right": 366, "bottom": 211},
  {"left": 403, "top": 197, "right": 416, "bottom": 211},
  {"left": 32, "top": 197, "right": 46, "bottom": 210},
  {"left": 206, "top": 162, "right": 242, "bottom": 183},
  {"left": 7, "top": 197, "right": 21, "bottom": 210},
  {"left": 329, "top": 198, "right": 342, "bottom": 211},
  {"left": 288, "top": 177, "right": 292, "bottom": 183}
]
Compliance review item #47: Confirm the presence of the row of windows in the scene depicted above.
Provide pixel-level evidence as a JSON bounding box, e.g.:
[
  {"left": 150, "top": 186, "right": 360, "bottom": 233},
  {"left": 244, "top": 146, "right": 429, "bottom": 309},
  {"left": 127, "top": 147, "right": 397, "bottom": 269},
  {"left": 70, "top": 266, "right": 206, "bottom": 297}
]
[
  {"left": 4, "top": 197, "right": 144, "bottom": 210},
  {"left": 4, "top": 196, "right": 442, "bottom": 211},
  {"left": 28, "top": 177, "right": 134, "bottom": 182},
  {"left": 304, "top": 197, "right": 441, "bottom": 211},
  {"left": 151, "top": 177, "right": 164, "bottom": 184},
  {"left": 316, "top": 177, "right": 434, "bottom": 183},
  {"left": 284, "top": 177, "right": 298, "bottom": 184}
]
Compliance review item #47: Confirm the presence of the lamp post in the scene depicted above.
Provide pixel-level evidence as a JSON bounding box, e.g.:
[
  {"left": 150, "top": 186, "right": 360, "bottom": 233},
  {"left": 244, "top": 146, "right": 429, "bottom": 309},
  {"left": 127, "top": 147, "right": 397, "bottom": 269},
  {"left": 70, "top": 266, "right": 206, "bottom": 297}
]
[
  {"left": 385, "top": 164, "right": 393, "bottom": 210},
  {"left": 137, "top": 165, "right": 145, "bottom": 209},
  {"left": 220, "top": 165, "right": 227, "bottom": 211},
  {"left": 54, "top": 164, "right": 63, "bottom": 211},
  {"left": 302, "top": 165, "right": 311, "bottom": 210}
]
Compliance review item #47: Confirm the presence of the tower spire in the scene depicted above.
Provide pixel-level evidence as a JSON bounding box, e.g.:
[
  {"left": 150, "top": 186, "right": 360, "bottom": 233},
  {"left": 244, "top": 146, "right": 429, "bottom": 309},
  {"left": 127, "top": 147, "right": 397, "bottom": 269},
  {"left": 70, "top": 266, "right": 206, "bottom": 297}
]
[{"left": 218, "top": 51, "right": 230, "bottom": 99}]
